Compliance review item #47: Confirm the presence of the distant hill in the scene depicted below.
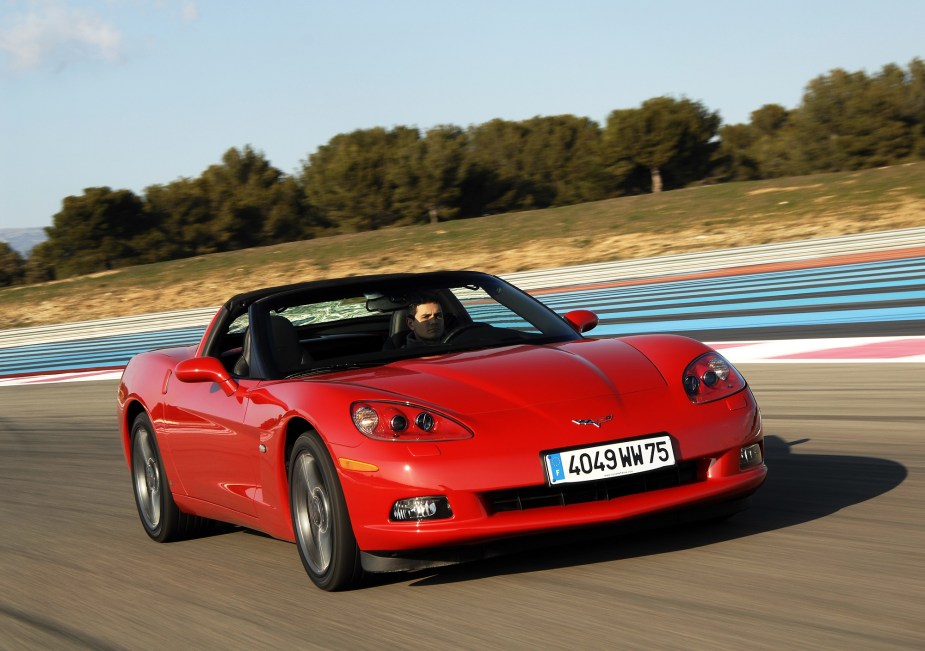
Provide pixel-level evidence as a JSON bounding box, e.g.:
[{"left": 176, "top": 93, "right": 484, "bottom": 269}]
[{"left": 0, "top": 228, "right": 46, "bottom": 255}]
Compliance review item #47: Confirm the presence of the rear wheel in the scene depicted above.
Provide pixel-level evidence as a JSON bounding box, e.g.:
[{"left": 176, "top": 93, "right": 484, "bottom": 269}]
[
  {"left": 289, "top": 432, "right": 362, "bottom": 591},
  {"left": 130, "top": 412, "right": 209, "bottom": 542}
]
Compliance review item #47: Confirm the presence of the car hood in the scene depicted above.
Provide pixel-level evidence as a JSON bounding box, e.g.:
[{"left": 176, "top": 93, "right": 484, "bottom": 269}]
[{"left": 325, "top": 339, "right": 668, "bottom": 418}]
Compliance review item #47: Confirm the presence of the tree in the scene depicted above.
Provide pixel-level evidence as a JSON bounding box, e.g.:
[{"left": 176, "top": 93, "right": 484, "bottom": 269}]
[
  {"left": 518, "top": 115, "right": 608, "bottom": 206},
  {"left": 405, "top": 125, "right": 468, "bottom": 224},
  {"left": 382, "top": 126, "right": 430, "bottom": 225},
  {"left": 44, "top": 187, "right": 151, "bottom": 277},
  {"left": 301, "top": 128, "right": 422, "bottom": 232},
  {"left": 22, "top": 241, "right": 55, "bottom": 284},
  {"left": 714, "top": 104, "right": 803, "bottom": 181},
  {"left": 144, "top": 177, "right": 215, "bottom": 257},
  {"left": 462, "top": 116, "right": 608, "bottom": 213},
  {"left": 714, "top": 123, "right": 760, "bottom": 181},
  {"left": 603, "top": 97, "right": 720, "bottom": 193},
  {"left": 905, "top": 58, "right": 925, "bottom": 157},
  {"left": 793, "top": 64, "right": 917, "bottom": 171},
  {"left": 464, "top": 119, "right": 539, "bottom": 213},
  {"left": 751, "top": 103, "right": 791, "bottom": 136},
  {"left": 200, "top": 146, "right": 311, "bottom": 250},
  {"left": 262, "top": 175, "right": 323, "bottom": 243},
  {"left": 0, "top": 242, "right": 25, "bottom": 286},
  {"left": 144, "top": 146, "right": 319, "bottom": 259}
]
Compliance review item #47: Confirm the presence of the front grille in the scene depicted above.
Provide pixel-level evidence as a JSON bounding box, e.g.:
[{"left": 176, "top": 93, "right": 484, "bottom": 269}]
[{"left": 484, "top": 461, "right": 700, "bottom": 513}]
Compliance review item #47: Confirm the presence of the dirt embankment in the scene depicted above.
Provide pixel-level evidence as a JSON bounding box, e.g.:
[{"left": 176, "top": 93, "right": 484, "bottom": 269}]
[{"left": 7, "top": 207, "right": 922, "bottom": 330}]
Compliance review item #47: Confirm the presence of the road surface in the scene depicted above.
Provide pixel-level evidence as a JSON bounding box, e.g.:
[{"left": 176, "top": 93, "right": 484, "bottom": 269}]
[{"left": 1, "top": 363, "right": 922, "bottom": 649}]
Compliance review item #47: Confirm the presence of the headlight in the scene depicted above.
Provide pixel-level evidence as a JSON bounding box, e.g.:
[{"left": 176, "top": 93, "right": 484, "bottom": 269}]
[
  {"left": 351, "top": 401, "right": 473, "bottom": 441},
  {"left": 682, "top": 352, "right": 746, "bottom": 404}
]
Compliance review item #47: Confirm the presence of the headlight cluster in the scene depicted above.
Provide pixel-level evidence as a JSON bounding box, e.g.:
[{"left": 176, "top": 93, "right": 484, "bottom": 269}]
[
  {"left": 682, "top": 352, "right": 746, "bottom": 404},
  {"left": 351, "top": 401, "right": 473, "bottom": 441}
]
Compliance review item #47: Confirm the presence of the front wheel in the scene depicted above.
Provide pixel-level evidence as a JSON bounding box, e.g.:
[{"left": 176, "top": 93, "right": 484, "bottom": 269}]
[
  {"left": 290, "top": 432, "right": 363, "bottom": 591},
  {"left": 130, "top": 412, "right": 210, "bottom": 542}
]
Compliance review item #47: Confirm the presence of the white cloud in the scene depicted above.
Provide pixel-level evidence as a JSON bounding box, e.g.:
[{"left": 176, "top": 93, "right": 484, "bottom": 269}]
[
  {"left": 0, "top": 1, "right": 123, "bottom": 72},
  {"left": 179, "top": 1, "right": 198, "bottom": 24}
]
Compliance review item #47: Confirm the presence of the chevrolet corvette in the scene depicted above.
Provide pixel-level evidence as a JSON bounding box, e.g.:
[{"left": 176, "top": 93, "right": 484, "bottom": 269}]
[{"left": 117, "top": 270, "right": 766, "bottom": 590}]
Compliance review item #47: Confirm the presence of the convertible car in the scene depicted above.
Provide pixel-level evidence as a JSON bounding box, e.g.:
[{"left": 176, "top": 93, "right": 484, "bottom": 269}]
[{"left": 117, "top": 270, "right": 766, "bottom": 590}]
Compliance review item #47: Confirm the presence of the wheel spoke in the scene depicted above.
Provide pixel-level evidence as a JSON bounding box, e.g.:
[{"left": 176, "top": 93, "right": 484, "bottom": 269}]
[
  {"left": 133, "top": 428, "right": 161, "bottom": 529},
  {"left": 294, "top": 454, "right": 334, "bottom": 575}
]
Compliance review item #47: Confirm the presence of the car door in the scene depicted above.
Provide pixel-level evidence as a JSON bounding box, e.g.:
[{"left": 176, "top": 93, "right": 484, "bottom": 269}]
[{"left": 161, "top": 374, "right": 259, "bottom": 517}]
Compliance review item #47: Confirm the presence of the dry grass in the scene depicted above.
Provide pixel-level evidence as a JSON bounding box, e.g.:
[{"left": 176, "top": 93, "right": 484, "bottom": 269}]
[{"left": 3, "top": 163, "right": 924, "bottom": 329}]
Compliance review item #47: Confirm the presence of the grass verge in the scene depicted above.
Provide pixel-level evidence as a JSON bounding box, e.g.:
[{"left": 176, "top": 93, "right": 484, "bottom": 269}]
[{"left": 3, "top": 162, "right": 924, "bottom": 329}]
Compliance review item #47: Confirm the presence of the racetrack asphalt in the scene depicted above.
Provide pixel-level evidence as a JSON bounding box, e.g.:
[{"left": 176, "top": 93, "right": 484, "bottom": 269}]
[{"left": 1, "top": 363, "right": 923, "bottom": 649}]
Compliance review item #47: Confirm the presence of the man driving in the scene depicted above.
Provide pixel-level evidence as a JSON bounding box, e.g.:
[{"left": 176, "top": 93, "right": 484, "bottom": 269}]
[{"left": 404, "top": 294, "right": 445, "bottom": 347}]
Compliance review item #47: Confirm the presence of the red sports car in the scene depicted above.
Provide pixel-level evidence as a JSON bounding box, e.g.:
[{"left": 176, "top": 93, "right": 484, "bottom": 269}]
[{"left": 117, "top": 271, "right": 766, "bottom": 590}]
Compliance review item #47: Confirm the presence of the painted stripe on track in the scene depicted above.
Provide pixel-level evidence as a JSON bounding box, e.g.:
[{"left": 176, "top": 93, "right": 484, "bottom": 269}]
[{"left": 2, "top": 230, "right": 923, "bottom": 383}]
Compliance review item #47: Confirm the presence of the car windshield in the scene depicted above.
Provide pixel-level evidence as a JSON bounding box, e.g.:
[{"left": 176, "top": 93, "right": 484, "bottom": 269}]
[{"left": 218, "top": 272, "right": 582, "bottom": 379}]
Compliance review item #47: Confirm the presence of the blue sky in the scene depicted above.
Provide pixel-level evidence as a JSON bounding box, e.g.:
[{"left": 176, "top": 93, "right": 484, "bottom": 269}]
[{"left": 2, "top": 0, "right": 923, "bottom": 230}]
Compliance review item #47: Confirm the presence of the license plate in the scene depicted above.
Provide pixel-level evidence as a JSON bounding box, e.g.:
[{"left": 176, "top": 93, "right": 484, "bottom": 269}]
[{"left": 544, "top": 435, "right": 675, "bottom": 485}]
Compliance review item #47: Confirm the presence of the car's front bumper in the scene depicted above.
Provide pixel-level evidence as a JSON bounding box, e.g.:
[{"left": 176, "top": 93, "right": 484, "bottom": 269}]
[
  {"left": 358, "top": 490, "right": 760, "bottom": 573},
  {"left": 338, "top": 438, "right": 766, "bottom": 561}
]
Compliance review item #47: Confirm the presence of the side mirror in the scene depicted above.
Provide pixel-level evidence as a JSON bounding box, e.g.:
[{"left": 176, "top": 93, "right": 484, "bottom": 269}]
[
  {"left": 563, "top": 309, "right": 599, "bottom": 334},
  {"left": 175, "top": 357, "right": 238, "bottom": 396}
]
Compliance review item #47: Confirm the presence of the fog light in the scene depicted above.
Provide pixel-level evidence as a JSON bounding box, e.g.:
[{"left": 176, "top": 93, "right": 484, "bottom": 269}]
[
  {"left": 390, "top": 496, "right": 452, "bottom": 522},
  {"left": 740, "top": 443, "right": 763, "bottom": 469}
]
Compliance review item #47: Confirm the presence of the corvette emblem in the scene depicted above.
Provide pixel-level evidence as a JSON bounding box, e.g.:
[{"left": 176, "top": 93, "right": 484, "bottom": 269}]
[{"left": 571, "top": 415, "right": 613, "bottom": 428}]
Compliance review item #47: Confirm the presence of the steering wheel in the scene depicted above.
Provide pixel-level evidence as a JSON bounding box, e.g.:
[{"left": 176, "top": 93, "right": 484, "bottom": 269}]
[{"left": 441, "top": 323, "right": 486, "bottom": 343}]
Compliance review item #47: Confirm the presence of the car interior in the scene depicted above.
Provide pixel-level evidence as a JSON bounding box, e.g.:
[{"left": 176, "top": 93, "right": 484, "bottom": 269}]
[
  {"left": 205, "top": 274, "right": 577, "bottom": 381},
  {"left": 221, "top": 287, "right": 475, "bottom": 379}
]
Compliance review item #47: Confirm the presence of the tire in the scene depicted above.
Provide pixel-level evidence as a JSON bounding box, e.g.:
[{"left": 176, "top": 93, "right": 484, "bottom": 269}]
[
  {"left": 130, "top": 412, "right": 210, "bottom": 542},
  {"left": 289, "top": 432, "right": 363, "bottom": 591}
]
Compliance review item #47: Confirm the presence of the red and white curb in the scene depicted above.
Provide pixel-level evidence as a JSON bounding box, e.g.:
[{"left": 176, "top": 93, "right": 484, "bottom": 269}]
[
  {"left": 0, "top": 368, "right": 124, "bottom": 387},
  {"left": 1, "top": 336, "right": 923, "bottom": 387},
  {"left": 712, "top": 336, "right": 925, "bottom": 363}
]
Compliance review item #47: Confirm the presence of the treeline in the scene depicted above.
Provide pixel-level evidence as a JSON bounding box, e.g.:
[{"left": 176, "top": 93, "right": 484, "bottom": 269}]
[{"left": 2, "top": 59, "right": 923, "bottom": 286}]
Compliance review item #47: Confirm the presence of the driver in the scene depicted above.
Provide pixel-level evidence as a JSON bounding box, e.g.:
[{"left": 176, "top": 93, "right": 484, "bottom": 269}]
[{"left": 403, "top": 294, "right": 445, "bottom": 347}]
